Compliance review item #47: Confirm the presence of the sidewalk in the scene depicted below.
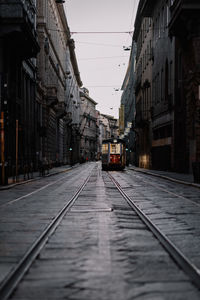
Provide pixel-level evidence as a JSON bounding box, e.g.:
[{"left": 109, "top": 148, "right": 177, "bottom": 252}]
[
  {"left": 128, "top": 165, "right": 200, "bottom": 188},
  {"left": 0, "top": 164, "right": 74, "bottom": 190},
  {"left": 1, "top": 163, "right": 200, "bottom": 190}
]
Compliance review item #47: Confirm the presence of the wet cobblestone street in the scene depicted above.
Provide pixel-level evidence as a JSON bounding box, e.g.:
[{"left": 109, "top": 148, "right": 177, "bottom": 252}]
[{"left": 0, "top": 163, "right": 200, "bottom": 299}]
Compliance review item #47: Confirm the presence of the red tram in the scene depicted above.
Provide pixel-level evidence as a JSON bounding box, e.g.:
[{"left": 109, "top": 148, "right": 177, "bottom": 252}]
[{"left": 101, "top": 138, "right": 126, "bottom": 170}]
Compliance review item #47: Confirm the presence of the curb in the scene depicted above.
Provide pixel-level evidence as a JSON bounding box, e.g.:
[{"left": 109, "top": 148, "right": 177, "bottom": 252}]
[{"left": 129, "top": 167, "right": 200, "bottom": 189}]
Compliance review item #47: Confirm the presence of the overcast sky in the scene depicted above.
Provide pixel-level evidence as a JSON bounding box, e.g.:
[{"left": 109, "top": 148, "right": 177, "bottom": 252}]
[{"left": 64, "top": 0, "right": 139, "bottom": 118}]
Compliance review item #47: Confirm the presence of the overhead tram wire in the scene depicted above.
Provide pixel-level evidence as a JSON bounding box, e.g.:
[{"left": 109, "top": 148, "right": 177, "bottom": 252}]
[
  {"left": 47, "top": 27, "right": 172, "bottom": 35},
  {"left": 124, "top": 0, "right": 138, "bottom": 46},
  {"left": 79, "top": 55, "right": 129, "bottom": 61},
  {"left": 74, "top": 41, "right": 123, "bottom": 48},
  {"left": 86, "top": 85, "right": 121, "bottom": 88},
  {"left": 71, "top": 31, "right": 133, "bottom": 35},
  {"left": 47, "top": 28, "right": 133, "bottom": 35}
]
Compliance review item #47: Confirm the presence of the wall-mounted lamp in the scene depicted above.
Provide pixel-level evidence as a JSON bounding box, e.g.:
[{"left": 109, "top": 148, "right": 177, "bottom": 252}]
[{"left": 123, "top": 46, "right": 131, "bottom": 51}]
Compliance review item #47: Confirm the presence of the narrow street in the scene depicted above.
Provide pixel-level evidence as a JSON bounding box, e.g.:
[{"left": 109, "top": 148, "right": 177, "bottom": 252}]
[
  {"left": 1, "top": 1, "right": 200, "bottom": 299},
  {"left": 0, "top": 162, "right": 200, "bottom": 299}
]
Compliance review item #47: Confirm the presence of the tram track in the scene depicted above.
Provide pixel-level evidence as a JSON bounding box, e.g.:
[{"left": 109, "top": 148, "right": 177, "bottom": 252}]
[
  {"left": 0, "top": 165, "right": 95, "bottom": 209},
  {"left": 0, "top": 171, "right": 93, "bottom": 300},
  {"left": 1, "top": 163, "right": 200, "bottom": 299},
  {"left": 108, "top": 171, "right": 200, "bottom": 291},
  {"left": 126, "top": 170, "right": 200, "bottom": 208},
  {"left": 0, "top": 175, "right": 71, "bottom": 209}
]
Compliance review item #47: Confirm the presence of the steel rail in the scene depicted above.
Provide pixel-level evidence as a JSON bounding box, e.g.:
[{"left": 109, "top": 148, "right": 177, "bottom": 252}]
[
  {"left": 108, "top": 172, "right": 200, "bottom": 290},
  {"left": 0, "top": 172, "right": 92, "bottom": 300},
  {"left": 126, "top": 170, "right": 200, "bottom": 208},
  {"left": 129, "top": 167, "right": 200, "bottom": 189},
  {"left": 124, "top": 170, "right": 200, "bottom": 207},
  {"left": 0, "top": 173, "right": 72, "bottom": 208}
]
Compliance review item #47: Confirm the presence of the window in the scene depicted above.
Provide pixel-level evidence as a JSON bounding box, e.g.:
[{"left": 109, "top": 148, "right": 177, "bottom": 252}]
[
  {"left": 170, "top": 0, "right": 175, "bottom": 7},
  {"left": 155, "top": 73, "right": 160, "bottom": 103},
  {"left": 169, "top": 61, "right": 173, "bottom": 94},
  {"left": 102, "top": 144, "right": 108, "bottom": 154},
  {"left": 178, "top": 52, "right": 183, "bottom": 88},
  {"left": 165, "top": 60, "right": 169, "bottom": 101},
  {"left": 149, "top": 40, "right": 153, "bottom": 60},
  {"left": 110, "top": 143, "right": 121, "bottom": 154},
  {"left": 158, "top": 14, "right": 161, "bottom": 39},
  {"left": 152, "top": 78, "right": 155, "bottom": 105},
  {"left": 166, "top": 2, "right": 169, "bottom": 27},
  {"left": 161, "top": 68, "right": 164, "bottom": 101},
  {"left": 161, "top": 7, "right": 165, "bottom": 34}
]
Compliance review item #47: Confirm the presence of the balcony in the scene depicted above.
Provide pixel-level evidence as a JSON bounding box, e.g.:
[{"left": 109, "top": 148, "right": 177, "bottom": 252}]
[
  {"left": 55, "top": 102, "right": 67, "bottom": 119},
  {"left": 46, "top": 86, "right": 58, "bottom": 107},
  {"left": 0, "top": 0, "right": 40, "bottom": 58},
  {"left": 169, "top": 0, "right": 200, "bottom": 37}
]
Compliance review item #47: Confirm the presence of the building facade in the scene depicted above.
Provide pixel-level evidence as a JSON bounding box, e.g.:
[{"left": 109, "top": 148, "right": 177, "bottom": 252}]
[
  {"left": 79, "top": 88, "right": 98, "bottom": 162},
  {"left": 133, "top": 16, "right": 153, "bottom": 169},
  {"left": 65, "top": 39, "right": 83, "bottom": 165},
  {"left": 132, "top": 0, "right": 200, "bottom": 173},
  {"left": 99, "top": 114, "right": 118, "bottom": 141},
  {"left": 169, "top": 0, "right": 200, "bottom": 172},
  {"left": 0, "top": 0, "right": 83, "bottom": 185},
  {"left": 132, "top": 0, "right": 175, "bottom": 171},
  {"left": 36, "top": 0, "right": 82, "bottom": 167},
  {"left": 0, "top": 0, "right": 40, "bottom": 184},
  {"left": 120, "top": 43, "right": 137, "bottom": 166}
]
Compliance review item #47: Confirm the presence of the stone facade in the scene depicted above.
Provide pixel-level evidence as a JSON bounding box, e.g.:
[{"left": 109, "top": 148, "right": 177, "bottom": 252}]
[
  {"left": 132, "top": 0, "right": 200, "bottom": 173},
  {"left": 132, "top": 16, "right": 153, "bottom": 169},
  {"left": 79, "top": 88, "right": 98, "bottom": 162},
  {"left": 120, "top": 43, "right": 137, "bottom": 166},
  {"left": 132, "top": 0, "right": 175, "bottom": 171},
  {"left": 36, "top": 0, "right": 82, "bottom": 166},
  {"left": 0, "top": 0, "right": 40, "bottom": 184},
  {"left": 99, "top": 114, "right": 118, "bottom": 141},
  {"left": 169, "top": 0, "right": 200, "bottom": 172}
]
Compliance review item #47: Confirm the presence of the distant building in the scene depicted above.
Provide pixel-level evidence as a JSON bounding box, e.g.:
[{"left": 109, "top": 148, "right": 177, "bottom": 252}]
[
  {"left": 99, "top": 114, "right": 118, "bottom": 141},
  {"left": 79, "top": 88, "right": 98, "bottom": 162},
  {"left": 96, "top": 110, "right": 101, "bottom": 160}
]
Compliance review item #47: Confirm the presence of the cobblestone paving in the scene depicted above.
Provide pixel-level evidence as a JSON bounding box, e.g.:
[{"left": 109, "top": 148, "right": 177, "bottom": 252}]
[
  {"left": 10, "top": 165, "right": 200, "bottom": 300},
  {"left": 112, "top": 170, "right": 200, "bottom": 270},
  {"left": 0, "top": 164, "right": 94, "bottom": 289}
]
